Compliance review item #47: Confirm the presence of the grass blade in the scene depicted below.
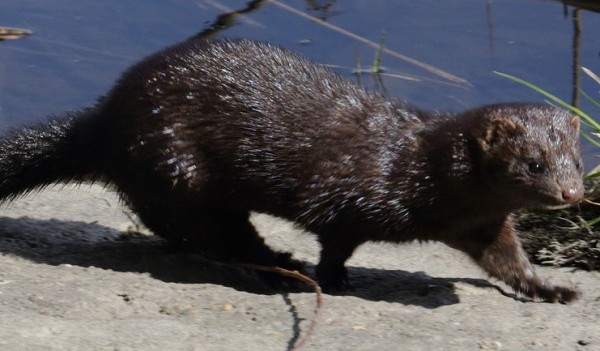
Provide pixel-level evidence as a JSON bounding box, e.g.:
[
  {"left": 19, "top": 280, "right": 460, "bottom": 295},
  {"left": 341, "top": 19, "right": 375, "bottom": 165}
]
[{"left": 494, "top": 71, "right": 600, "bottom": 131}]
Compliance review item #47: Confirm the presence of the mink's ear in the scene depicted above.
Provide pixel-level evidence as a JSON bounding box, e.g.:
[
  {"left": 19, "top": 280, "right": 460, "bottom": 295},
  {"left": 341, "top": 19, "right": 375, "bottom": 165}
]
[
  {"left": 477, "top": 118, "right": 523, "bottom": 151},
  {"left": 570, "top": 115, "right": 580, "bottom": 134}
]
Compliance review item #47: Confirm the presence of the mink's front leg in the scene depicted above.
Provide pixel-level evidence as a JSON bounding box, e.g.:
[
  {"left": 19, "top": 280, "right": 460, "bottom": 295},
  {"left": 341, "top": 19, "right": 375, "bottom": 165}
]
[{"left": 448, "top": 217, "right": 579, "bottom": 303}]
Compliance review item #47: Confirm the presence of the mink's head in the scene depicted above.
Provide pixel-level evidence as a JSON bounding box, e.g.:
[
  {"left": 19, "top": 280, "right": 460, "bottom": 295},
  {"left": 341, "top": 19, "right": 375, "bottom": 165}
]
[{"left": 466, "top": 103, "right": 584, "bottom": 210}]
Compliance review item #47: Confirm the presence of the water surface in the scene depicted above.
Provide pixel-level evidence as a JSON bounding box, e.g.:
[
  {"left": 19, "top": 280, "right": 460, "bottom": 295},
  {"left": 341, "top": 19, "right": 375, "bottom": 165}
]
[{"left": 1, "top": 0, "right": 599, "bottom": 164}]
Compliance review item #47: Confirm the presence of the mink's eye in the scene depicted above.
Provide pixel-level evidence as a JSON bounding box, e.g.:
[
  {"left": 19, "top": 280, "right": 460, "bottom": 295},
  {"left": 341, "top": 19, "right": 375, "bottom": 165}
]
[
  {"left": 528, "top": 161, "right": 544, "bottom": 174},
  {"left": 575, "top": 160, "right": 582, "bottom": 171}
]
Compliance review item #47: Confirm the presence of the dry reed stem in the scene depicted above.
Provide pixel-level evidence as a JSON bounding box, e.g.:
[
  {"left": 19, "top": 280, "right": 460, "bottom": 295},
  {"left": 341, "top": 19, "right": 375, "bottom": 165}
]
[
  {"left": 268, "top": 0, "right": 471, "bottom": 87},
  {"left": 241, "top": 263, "right": 323, "bottom": 351}
]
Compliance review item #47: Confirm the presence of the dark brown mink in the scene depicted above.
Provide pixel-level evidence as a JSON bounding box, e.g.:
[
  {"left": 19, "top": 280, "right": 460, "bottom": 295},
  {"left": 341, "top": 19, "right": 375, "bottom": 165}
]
[{"left": 0, "top": 38, "right": 584, "bottom": 303}]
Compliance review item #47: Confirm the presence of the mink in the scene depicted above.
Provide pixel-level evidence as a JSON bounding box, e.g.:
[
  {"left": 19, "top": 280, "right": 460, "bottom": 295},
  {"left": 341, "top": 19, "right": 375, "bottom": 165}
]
[{"left": 0, "top": 38, "right": 584, "bottom": 302}]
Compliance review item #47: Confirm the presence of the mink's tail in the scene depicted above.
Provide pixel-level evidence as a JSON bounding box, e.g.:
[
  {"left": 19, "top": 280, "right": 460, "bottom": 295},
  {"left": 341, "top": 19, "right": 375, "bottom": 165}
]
[{"left": 0, "top": 109, "right": 104, "bottom": 203}]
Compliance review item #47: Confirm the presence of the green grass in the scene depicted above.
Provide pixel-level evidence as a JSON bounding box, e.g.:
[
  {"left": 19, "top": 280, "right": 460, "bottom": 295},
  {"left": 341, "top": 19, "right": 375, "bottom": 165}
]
[
  {"left": 353, "top": 32, "right": 386, "bottom": 75},
  {"left": 494, "top": 71, "right": 600, "bottom": 132}
]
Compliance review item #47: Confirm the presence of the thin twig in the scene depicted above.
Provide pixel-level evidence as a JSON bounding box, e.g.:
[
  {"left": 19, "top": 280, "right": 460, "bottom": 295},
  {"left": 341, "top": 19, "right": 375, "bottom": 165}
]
[
  {"left": 267, "top": 0, "right": 471, "bottom": 87},
  {"left": 0, "top": 26, "right": 32, "bottom": 41},
  {"left": 240, "top": 263, "right": 322, "bottom": 351},
  {"left": 582, "top": 67, "right": 600, "bottom": 85},
  {"left": 200, "top": 0, "right": 266, "bottom": 28},
  {"left": 583, "top": 198, "right": 600, "bottom": 206}
]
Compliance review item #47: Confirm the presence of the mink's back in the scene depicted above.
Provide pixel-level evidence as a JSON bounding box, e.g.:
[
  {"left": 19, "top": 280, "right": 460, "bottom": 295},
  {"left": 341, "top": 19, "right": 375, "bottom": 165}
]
[{"left": 96, "top": 39, "right": 427, "bottom": 222}]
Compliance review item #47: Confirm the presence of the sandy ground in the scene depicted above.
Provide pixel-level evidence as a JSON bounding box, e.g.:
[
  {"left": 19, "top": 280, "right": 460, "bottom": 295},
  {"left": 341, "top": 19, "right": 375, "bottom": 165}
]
[{"left": 0, "top": 184, "right": 599, "bottom": 351}]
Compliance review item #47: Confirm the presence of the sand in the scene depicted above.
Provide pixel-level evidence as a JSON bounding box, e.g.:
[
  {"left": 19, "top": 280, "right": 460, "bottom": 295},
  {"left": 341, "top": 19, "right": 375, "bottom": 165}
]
[{"left": 0, "top": 185, "right": 598, "bottom": 351}]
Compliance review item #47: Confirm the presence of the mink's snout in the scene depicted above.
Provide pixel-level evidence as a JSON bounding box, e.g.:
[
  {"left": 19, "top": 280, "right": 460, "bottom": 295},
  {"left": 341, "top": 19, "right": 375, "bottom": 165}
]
[{"left": 561, "top": 187, "right": 583, "bottom": 203}]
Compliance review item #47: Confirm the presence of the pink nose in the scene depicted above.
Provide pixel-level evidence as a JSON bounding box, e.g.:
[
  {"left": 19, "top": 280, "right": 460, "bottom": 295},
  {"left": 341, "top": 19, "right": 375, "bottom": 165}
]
[{"left": 562, "top": 188, "right": 582, "bottom": 203}]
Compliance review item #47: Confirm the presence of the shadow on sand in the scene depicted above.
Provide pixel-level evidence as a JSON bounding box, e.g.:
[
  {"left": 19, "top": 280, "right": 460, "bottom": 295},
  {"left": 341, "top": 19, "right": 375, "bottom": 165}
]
[{"left": 0, "top": 216, "right": 507, "bottom": 309}]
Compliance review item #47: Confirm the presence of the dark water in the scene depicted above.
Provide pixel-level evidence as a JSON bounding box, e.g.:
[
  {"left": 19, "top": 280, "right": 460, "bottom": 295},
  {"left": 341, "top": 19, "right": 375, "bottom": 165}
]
[{"left": 1, "top": 0, "right": 599, "bottom": 165}]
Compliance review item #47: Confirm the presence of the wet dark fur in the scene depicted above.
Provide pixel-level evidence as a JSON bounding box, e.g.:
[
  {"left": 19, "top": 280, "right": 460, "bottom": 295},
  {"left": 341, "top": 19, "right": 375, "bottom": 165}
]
[{"left": 0, "top": 39, "right": 584, "bottom": 302}]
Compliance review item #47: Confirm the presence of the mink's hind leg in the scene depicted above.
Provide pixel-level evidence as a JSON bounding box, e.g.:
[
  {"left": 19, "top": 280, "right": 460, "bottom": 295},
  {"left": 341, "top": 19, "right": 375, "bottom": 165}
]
[
  {"left": 120, "top": 185, "right": 303, "bottom": 278},
  {"left": 194, "top": 208, "right": 304, "bottom": 271},
  {"left": 446, "top": 217, "right": 578, "bottom": 303},
  {"left": 109, "top": 152, "right": 302, "bottom": 271},
  {"left": 183, "top": 208, "right": 306, "bottom": 288},
  {"left": 137, "top": 201, "right": 303, "bottom": 270}
]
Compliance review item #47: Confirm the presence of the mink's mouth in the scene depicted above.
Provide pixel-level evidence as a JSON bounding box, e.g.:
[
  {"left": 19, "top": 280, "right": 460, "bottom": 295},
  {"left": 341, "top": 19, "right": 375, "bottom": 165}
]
[
  {"left": 542, "top": 203, "right": 574, "bottom": 210},
  {"left": 535, "top": 190, "right": 582, "bottom": 210},
  {"left": 529, "top": 189, "right": 578, "bottom": 210}
]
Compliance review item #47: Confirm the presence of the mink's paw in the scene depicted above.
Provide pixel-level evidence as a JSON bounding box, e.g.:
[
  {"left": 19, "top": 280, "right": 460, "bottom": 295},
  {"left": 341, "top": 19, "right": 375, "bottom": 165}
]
[
  {"left": 521, "top": 280, "right": 579, "bottom": 303},
  {"left": 537, "top": 285, "right": 579, "bottom": 304},
  {"left": 320, "top": 277, "right": 354, "bottom": 293}
]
